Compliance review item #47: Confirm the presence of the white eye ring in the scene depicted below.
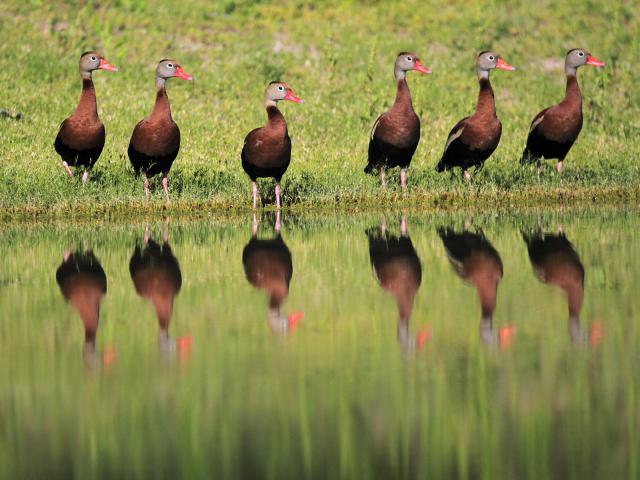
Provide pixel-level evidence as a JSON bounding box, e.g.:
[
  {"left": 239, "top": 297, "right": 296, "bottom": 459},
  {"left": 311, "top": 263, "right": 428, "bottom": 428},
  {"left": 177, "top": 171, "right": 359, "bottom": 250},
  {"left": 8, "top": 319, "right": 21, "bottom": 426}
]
[
  {"left": 91, "top": 56, "right": 97, "bottom": 61},
  {"left": 488, "top": 55, "right": 494, "bottom": 61},
  {"left": 278, "top": 86, "right": 284, "bottom": 91},
  {"left": 578, "top": 52, "right": 584, "bottom": 57},
  {"left": 167, "top": 63, "right": 174, "bottom": 68}
]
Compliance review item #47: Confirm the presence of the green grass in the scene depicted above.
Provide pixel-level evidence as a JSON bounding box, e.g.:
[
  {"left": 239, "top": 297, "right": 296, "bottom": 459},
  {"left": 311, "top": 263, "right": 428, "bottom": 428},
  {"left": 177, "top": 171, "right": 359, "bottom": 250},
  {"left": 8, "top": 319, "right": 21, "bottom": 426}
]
[{"left": 1, "top": 0, "right": 639, "bottom": 218}]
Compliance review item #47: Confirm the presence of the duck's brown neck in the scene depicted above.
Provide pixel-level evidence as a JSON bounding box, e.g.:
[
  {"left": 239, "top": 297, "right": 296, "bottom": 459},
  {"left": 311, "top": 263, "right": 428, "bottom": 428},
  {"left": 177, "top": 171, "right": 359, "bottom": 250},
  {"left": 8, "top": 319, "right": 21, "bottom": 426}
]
[
  {"left": 392, "top": 78, "right": 414, "bottom": 112},
  {"left": 561, "top": 74, "right": 582, "bottom": 110},
  {"left": 475, "top": 77, "right": 496, "bottom": 118},
  {"left": 151, "top": 78, "right": 172, "bottom": 120},
  {"left": 266, "top": 105, "right": 287, "bottom": 132},
  {"left": 75, "top": 77, "right": 99, "bottom": 119}
]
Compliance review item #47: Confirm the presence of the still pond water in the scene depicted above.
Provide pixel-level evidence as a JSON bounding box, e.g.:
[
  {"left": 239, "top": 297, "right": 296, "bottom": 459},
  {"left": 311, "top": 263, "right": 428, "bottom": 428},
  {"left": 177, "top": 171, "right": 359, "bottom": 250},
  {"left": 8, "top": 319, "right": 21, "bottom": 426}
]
[{"left": 1, "top": 209, "right": 638, "bottom": 479}]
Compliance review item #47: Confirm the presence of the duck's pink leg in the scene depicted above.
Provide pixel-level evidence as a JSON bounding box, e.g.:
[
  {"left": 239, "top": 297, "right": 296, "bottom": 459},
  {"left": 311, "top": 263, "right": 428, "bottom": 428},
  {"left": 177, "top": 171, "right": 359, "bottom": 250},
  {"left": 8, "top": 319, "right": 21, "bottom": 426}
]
[
  {"left": 380, "top": 167, "right": 387, "bottom": 187},
  {"left": 463, "top": 169, "right": 471, "bottom": 183},
  {"left": 62, "top": 161, "right": 73, "bottom": 177},
  {"left": 276, "top": 209, "right": 281, "bottom": 233},
  {"left": 81, "top": 170, "right": 89, "bottom": 183},
  {"left": 162, "top": 174, "right": 170, "bottom": 201},
  {"left": 556, "top": 161, "right": 563, "bottom": 174},
  {"left": 400, "top": 168, "right": 407, "bottom": 192},
  {"left": 275, "top": 182, "right": 281, "bottom": 210},
  {"left": 401, "top": 215, "right": 407, "bottom": 236},
  {"left": 252, "top": 181, "right": 258, "bottom": 210},
  {"left": 143, "top": 174, "right": 150, "bottom": 197}
]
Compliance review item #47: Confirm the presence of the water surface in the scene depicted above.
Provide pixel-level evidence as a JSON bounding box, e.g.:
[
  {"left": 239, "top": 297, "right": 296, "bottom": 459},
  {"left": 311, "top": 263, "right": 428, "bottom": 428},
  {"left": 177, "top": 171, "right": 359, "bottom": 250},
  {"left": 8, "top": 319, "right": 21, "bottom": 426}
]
[{"left": 1, "top": 209, "right": 638, "bottom": 479}]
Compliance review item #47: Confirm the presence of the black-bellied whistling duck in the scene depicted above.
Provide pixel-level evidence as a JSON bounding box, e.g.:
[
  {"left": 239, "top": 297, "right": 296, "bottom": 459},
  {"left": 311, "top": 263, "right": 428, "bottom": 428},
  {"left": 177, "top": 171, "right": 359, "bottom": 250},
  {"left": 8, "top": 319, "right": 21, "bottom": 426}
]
[
  {"left": 241, "top": 82, "right": 303, "bottom": 210},
  {"left": 521, "top": 49, "right": 605, "bottom": 178},
  {"left": 365, "top": 52, "right": 431, "bottom": 191},
  {"left": 54, "top": 51, "right": 117, "bottom": 182},
  {"left": 55, "top": 249, "right": 107, "bottom": 366},
  {"left": 242, "top": 212, "right": 302, "bottom": 334},
  {"left": 437, "top": 226, "right": 507, "bottom": 346},
  {"left": 128, "top": 59, "right": 192, "bottom": 199},
  {"left": 366, "top": 217, "right": 428, "bottom": 351},
  {"left": 522, "top": 226, "right": 589, "bottom": 344},
  {"left": 129, "top": 224, "right": 183, "bottom": 353},
  {"left": 436, "top": 52, "right": 515, "bottom": 181}
]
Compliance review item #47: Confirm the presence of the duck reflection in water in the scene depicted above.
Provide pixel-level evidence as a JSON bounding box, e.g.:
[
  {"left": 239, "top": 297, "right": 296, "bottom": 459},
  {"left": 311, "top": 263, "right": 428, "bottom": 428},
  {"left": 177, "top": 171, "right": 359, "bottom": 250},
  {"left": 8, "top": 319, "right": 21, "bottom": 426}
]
[
  {"left": 522, "top": 225, "right": 598, "bottom": 344},
  {"left": 242, "top": 212, "right": 302, "bottom": 334},
  {"left": 438, "top": 224, "right": 513, "bottom": 347},
  {"left": 56, "top": 249, "right": 109, "bottom": 367},
  {"left": 130, "top": 224, "right": 187, "bottom": 355},
  {"left": 366, "top": 216, "right": 429, "bottom": 351}
]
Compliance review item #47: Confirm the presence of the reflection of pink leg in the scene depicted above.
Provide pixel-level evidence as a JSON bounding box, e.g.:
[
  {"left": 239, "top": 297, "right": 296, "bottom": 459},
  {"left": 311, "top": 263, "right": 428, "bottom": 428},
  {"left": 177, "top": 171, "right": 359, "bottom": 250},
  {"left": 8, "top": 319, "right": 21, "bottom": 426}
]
[
  {"left": 81, "top": 170, "right": 89, "bottom": 183},
  {"left": 252, "top": 181, "right": 258, "bottom": 210},
  {"left": 62, "top": 161, "right": 73, "bottom": 177},
  {"left": 380, "top": 168, "right": 386, "bottom": 187},
  {"left": 252, "top": 212, "right": 258, "bottom": 236},
  {"left": 144, "top": 225, "right": 150, "bottom": 244},
  {"left": 400, "top": 168, "right": 407, "bottom": 192},
  {"left": 556, "top": 161, "right": 563, "bottom": 174},
  {"left": 275, "top": 182, "right": 281, "bottom": 210},
  {"left": 276, "top": 210, "right": 281, "bottom": 233},
  {"left": 381, "top": 218, "right": 386, "bottom": 235},
  {"left": 401, "top": 216, "right": 407, "bottom": 236},
  {"left": 143, "top": 175, "right": 150, "bottom": 197},
  {"left": 163, "top": 221, "right": 169, "bottom": 244},
  {"left": 162, "top": 174, "right": 169, "bottom": 201},
  {"left": 64, "top": 250, "right": 72, "bottom": 262}
]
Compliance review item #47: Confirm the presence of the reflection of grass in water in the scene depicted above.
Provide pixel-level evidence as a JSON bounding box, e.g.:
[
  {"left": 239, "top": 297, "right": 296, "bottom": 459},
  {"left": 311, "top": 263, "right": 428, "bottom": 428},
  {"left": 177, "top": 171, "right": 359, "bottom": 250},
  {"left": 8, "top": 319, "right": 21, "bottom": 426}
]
[
  {"left": 0, "top": 211, "right": 638, "bottom": 478},
  {"left": 1, "top": 0, "right": 639, "bottom": 215}
]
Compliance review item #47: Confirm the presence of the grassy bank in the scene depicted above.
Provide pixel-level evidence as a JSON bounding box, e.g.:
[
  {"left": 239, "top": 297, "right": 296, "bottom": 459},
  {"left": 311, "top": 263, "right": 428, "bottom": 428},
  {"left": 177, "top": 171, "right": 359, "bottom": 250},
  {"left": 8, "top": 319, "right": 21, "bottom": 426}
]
[{"left": 1, "top": 0, "right": 638, "bottom": 217}]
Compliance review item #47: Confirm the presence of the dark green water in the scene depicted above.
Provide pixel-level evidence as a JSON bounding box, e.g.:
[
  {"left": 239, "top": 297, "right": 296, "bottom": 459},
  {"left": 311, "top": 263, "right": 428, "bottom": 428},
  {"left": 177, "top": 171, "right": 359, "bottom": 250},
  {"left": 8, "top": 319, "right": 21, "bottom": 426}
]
[{"left": 1, "top": 209, "right": 638, "bottom": 479}]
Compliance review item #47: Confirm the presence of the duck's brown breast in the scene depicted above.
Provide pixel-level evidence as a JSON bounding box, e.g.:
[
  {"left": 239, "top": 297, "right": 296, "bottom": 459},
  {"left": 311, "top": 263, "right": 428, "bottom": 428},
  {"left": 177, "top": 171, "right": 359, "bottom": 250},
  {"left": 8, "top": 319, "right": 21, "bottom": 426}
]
[{"left": 130, "top": 118, "right": 180, "bottom": 156}]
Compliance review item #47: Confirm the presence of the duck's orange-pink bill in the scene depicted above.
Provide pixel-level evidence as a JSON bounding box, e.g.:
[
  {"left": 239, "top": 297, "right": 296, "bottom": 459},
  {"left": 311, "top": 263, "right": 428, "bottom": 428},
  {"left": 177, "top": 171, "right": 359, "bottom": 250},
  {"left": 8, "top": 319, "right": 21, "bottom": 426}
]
[
  {"left": 284, "top": 90, "right": 304, "bottom": 104},
  {"left": 496, "top": 58, "right": 516, "bottom": 71},
  {"left": 98, "top": 59, "right": 118, "bottom": 72},
  {"left": 585, "top": 55, "right": 605, "bottom": 67},
  {"left": 414, "top": 59, "right": 432, "bottom": 74},
  {"left": 175, "top": 66, "right": 193, "bottom": 81}
]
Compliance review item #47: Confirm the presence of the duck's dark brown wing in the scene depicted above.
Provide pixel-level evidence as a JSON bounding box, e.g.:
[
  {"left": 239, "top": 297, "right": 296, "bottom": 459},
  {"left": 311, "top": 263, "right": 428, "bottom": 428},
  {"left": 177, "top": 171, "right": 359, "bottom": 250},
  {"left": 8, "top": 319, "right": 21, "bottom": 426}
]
[{"left": 436, "top": 117, "right": 469, "bottom": 172}]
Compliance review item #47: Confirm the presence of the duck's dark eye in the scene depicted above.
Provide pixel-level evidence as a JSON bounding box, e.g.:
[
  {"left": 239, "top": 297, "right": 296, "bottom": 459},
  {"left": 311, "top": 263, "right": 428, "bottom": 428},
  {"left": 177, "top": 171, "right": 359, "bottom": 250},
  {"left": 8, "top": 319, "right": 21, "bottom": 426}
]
[
  {"left": 578, "top": 52, "right": 584, "bottom": 57},
  {"left": 168, "top": 63, "right": 173, "bottom": 68},
  {"left": 91, "top": 56, "right": 96, "bottom": 61},
  {"left": 278, "top": 86, "right": 284, "bottom": 91},
  {"left": 406, "top": 57, "right": 412, "bottom": 61},
  {"left": 488, "top": 55, "right": 494, "bottom": 61}
]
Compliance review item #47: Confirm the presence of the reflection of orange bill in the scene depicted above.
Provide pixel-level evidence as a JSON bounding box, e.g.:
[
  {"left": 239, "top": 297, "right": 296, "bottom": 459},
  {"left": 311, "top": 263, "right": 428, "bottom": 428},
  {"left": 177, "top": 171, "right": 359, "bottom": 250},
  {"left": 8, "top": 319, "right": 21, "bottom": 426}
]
[
  {"left": 103, "top": 344, "right": 117, "bottom": 369},
  {"left": 589, "top": 322, "right": 604, "bottom": 346},
  {"left": 416, "top": 327, "right": 432, "bottom": 351},
  {"left": 288, "top": 311, "right": 304, "bottom": 331},
  {"left": 499, "top": 325, "right": 516, "bottom": 350}
]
